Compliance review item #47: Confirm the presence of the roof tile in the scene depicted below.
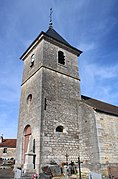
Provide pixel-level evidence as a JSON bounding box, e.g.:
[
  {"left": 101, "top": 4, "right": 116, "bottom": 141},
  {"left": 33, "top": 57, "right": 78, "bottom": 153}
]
[{"left": 0, "top": 139, "right": 16, "bottom": 148}]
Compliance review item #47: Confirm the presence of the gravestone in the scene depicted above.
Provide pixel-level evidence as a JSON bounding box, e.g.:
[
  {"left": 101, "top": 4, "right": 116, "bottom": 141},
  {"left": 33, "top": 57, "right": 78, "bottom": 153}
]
[{"left": 42, "top": 164, "right": 61, "bottom": 177}]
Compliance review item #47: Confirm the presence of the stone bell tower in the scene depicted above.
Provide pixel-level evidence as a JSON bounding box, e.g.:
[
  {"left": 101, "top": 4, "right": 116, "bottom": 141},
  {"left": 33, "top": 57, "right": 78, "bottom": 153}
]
[{"left": 15, "top": 23, "right": 82, "bottom": 175}]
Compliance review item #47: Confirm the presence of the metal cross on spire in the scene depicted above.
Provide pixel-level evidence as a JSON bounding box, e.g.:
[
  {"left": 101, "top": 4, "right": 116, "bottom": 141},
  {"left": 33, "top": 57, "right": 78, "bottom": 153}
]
[{"left": 49, "top": 8, "right": 53, "bottom": 28}]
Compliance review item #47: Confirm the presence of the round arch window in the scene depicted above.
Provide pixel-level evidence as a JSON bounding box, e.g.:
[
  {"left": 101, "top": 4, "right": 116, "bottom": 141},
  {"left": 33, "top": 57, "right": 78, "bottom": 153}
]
[
  {"left": 27, "top": 94, "right": 32, "bottom": 105},
  {"left": 24, "top": 125, "right": 31, "bottom": 136},
  {"left": 56, "top": 125, "right": 64, "bottom": 132}
]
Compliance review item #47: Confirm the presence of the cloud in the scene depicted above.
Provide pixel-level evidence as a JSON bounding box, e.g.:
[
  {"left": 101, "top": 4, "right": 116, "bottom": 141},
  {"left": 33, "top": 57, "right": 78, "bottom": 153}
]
[
  {"left": 86, "top": 63, "right": 118, "bottom": 79},
  {"left": 78, "top": 42, "right": 96, "bottom": 52},
  {"left": 80, "top": 60, "right": 118, "bottom": 105}
]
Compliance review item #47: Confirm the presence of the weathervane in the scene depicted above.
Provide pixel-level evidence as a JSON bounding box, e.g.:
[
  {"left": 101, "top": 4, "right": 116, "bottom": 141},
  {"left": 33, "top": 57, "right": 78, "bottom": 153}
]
[{"left": 49, "top": 8, "right": 53, "bottom": 28}]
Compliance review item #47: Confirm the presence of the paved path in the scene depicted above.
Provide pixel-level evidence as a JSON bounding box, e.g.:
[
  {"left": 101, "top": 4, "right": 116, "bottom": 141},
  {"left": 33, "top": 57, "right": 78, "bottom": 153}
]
[{"left": 0, "top": 168, "right": 14, "bottom": 179}]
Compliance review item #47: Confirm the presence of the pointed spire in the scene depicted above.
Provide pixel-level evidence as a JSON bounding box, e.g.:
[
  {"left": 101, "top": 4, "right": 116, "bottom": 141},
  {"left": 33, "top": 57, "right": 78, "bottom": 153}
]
[{"left": 49, "top": 8, "right": 53, "bottom": 29}]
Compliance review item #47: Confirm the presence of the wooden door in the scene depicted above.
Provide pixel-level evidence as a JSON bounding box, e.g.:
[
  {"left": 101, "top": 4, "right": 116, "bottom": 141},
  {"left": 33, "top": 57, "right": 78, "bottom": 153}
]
[{"left": 24, "top": 125, "right": 31, "bottom": 161}]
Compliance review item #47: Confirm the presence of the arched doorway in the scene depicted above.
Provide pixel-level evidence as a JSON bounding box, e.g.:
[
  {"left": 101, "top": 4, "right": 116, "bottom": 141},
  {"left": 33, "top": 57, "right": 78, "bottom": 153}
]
[{"left": 24, "top": 125, "right": 31, "bottom": 161}]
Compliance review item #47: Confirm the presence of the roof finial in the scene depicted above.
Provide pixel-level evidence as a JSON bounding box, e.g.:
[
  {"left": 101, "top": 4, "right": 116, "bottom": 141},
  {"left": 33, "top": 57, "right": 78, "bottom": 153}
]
[{"left": 49, "top": 8, "right": 53, "bottom": 28}]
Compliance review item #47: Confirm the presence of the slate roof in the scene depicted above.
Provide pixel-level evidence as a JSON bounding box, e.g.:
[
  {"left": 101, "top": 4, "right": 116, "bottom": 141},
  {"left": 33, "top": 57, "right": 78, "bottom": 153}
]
[
  {"left": 45, "top": 28, "right": 71, "bottom": 46},
  {"left": 20, "top": 27, "right": 82, "bottom": 60},
  {"left": 81, "top": 95, "right": 118, "bottom": 116},
  {"left": 0, "top": 139, "right": 16, "bottom": 148}
]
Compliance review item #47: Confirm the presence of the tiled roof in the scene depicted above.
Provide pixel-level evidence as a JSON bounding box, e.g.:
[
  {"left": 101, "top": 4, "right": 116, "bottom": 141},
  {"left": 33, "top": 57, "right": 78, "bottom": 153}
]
[
  {"left": 81, "top": 95, "right": 118, "bottom": 116},
  {"left": 0, "top": 139, "right": 16, "bottom": 148}
]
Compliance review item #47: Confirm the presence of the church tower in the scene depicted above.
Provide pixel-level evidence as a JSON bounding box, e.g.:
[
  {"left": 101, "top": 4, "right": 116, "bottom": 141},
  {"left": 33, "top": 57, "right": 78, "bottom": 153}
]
[{"left": 15, "top": 24, "right": 82, "bottom": 175}]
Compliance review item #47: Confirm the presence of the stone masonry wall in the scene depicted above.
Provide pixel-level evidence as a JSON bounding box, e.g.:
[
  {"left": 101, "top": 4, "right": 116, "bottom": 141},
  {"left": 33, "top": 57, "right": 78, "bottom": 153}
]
[
  {"left": 22, "top": 40, "right": 43, "bottom": 84},
  {"left": 95, "top": 111, "right": 118, "bottom": 165},
  {"left": 0, "top": 148, "right": 16, "bottom": 159},
  {"left": 15, "top": 69, "right": 42, "bottom": 174},
  {"left": 39, "top": 38, "right": 81, "bottom": 165},
  {"left": 41, "top": 98, "right": 80, "bottom": 165},
  {"left": 43, "top": 40, "right": 80, "bottom": 80},
  {"left": 78, "top": 102, "right": 100, "bottom": 172},
  {"left": 16, "top": 38, "right": 45, "bottom": 173},
  {"left": 40, "top": 67, "right": 80, "bottom": 165}
]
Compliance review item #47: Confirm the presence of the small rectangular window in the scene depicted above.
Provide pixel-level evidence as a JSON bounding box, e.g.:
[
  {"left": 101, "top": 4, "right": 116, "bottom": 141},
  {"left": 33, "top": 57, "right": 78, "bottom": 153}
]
[
  {"left": 3, "top": 148, "right": 7, "bottom": 153},
  {"left": 44, "top": 98, "right": 47, "bottom": 110},
  {"left": 58, "top": 51, "right": 65, "bottom": 65}
]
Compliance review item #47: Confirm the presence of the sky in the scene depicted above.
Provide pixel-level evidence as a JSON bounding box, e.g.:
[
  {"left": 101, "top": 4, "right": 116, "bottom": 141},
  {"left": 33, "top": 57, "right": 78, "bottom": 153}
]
[{"left": 0, "top": 0, "right": 118, "bottom": 138}]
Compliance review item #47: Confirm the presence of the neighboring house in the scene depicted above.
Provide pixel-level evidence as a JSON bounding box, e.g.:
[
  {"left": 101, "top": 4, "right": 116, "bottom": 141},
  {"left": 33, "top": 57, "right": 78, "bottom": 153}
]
[{"left": 0, "top": 136, "right": 16, "bottom": 168}]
